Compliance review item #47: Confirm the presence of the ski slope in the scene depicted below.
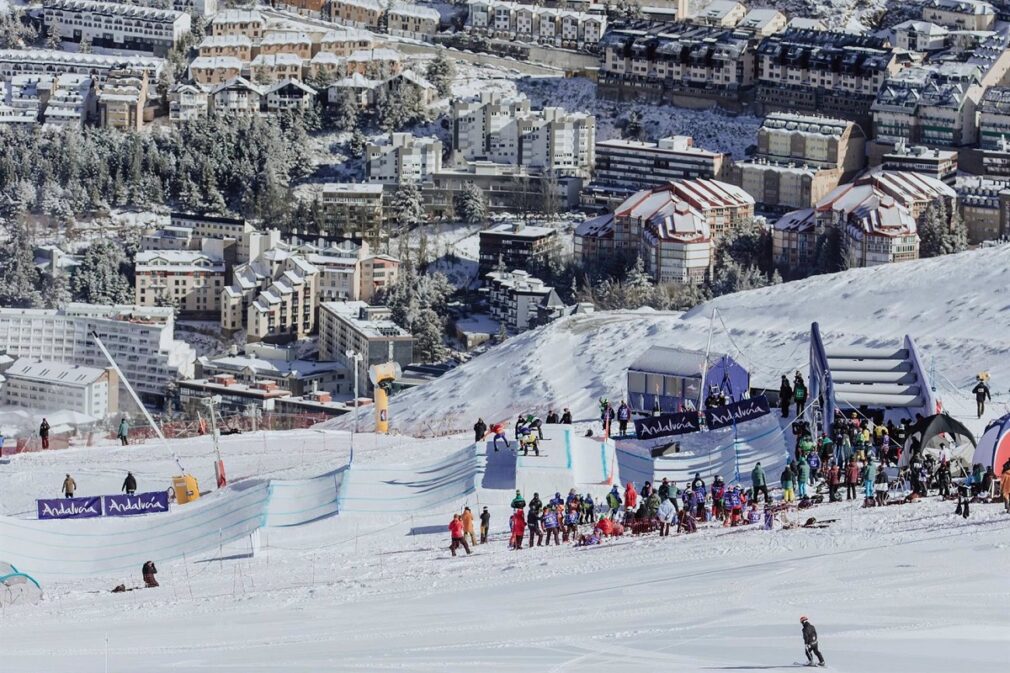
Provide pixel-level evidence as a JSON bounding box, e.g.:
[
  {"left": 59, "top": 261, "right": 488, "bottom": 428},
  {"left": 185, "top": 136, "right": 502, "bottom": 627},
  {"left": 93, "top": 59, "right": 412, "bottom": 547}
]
[{"left": 326, "top": 245, "right": 1010, "bottom": 438}]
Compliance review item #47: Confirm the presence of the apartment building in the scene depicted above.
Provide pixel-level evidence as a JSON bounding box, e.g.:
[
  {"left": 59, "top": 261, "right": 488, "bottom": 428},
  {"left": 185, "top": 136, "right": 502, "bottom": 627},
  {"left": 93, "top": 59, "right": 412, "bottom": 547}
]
[
  {"left": 599, "top": 23, "right": 756, "bottom": 107},
  {"left": 450, "top": 92, "right": 596, "bottom": 177},
  {"left": 134, "top": 250, "right": 226, "bottom": 317},
  {"left": 197, "top": 34, "right": 253, "bottom": 61},
  {"left": 872, "top": 64, "right": 983, "bottom": 147},
  {"left": 319, "top": 29, "right": 375, "bottom": 56},
  {"left": 327, "top": 0, "right": 384, "bottom": 29},
  {"left": 892, "top": 20, "right": 948, "bottom": 52},
  {"left": 0, "top": 49, "right": 164, "bottom": 84},
  {"left": 265, "top": 79, "right": 316, "bottom": 113},
  {"left": 478, "top": 221, "right": 559, "bottom": 280},
  {"left": 211, "top": 9, "right": 266, "bottom": 39},
  {"left": 755, "top": 29, "right": 899, "bottom": 126},
  {"left": 771, "top": 207, "right": 817, "bottom": 271},
  {"left": 589, "top": 136, "right": 726, "bottom": 196},
  {"left": 484, "top": 270, "right": 561, "bottom": 331},
  {"left": 250, "top": 53, "right": 305, "bottom": 83},
  {"left": 466, "top": 0, "right": 607, "bottom": 50},
  {"left": 954, "top": 175, "right": 1010, "bottom": 242},
  {"left": 387, "top": 0, "right": 440, "bottom": 41},
  {"left": 189, "top": 56, "right": 243, "bottom": 86},
  {"left": 43, "top": 73, "right": 94, "bottom": 128},
  {"left": 735, "top": 7, "right": 787, "bottom": 36},
  {"left": 694, "top": 0, "right": 747, "bottom": 26},
  {"left": 43, "top": 0, "right": 191, "bottom": 56},
  {"left": 1, "top": 358, "right": 117, "bottom": 418},
  {"left": 294, "top": 240, "right": 399, "bottom": 302},
  {"left": 882, "top": 144, "right": 958, "bottom": 184},
  {"left": 418, "top": 162, "right": 583, "bottom": 217},
  {"left": 366, "top": 133, "right": 443, "bottom": 184},
  {"left": 98, "top": 66, "right": 147, "bottom": 130},
  {"left": 210, "top": 77, "right": 265, "bottom": 115},
  {"left": 318, "top": 301, "right": 414, "bottom": 393},
  {"left": 318, "top": 183, "right": 385, "bottom": 242},
  {"left": 921, "top": 0, "right": 996, "bottom": 30},
  {"left": 2, "top": 74, "right": 51, "bottom": 125},
  {"left": 169, "top": 82, "right": 209, "bottom": 122},
  {"left": 978, "top": 86, "right": 1010, "bottom": 150},
  {"left": 221, "top": 250, "right": 319, "bottom": 343},
  {"left": 345, "top": 48, "right": 402, "bottom": 77},
  {"left": 0, "top": 303, "right": 195, "bottom": 399},
  {"left": 260, "top": 31, "right": 313, "bottom": 59},
  {"left": 274, "top": 0, "right": 328, "bottom": 18}
]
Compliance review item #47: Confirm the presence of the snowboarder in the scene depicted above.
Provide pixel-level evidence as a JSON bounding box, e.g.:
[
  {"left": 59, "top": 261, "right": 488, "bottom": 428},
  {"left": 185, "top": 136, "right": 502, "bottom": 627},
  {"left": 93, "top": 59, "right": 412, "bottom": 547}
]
[
  {"left": 491, "top": 423, "right": 510, "bottom": 452},
  {"left": 462, "top": 506, "right": 478, "bottom": 547},
  {"left": 616, "top": 401, "right": 631, "bottom": 437},
  {"left": 751, "top": 462, "right": 770, "bottom": 503},
  {"left": 779, "top": 376, "right": 793, "bottom": 417},
  {"left": 526, "top": 414, "right": 544, "bottom": 440},
  {"left": 62, "top": 474, "right": 76, "bottom": 499},
  {"left": 972, "top": 378, "right": 991, "bottom": 418},
  {"left": 39, "top": 418, "right": 50, "bottom": 450},
  {"left": 581, "top": 494, "right": 595, "bottom": 523},
  {"left": 117, "top": 418, "right": 130, "bottom": 446},
  {"left": 479, "top": 506, "right": 491, "bottom": 544},
  {"left": 800, "top": 616, "right": 825, "bottom": 666},
  {"left": 793, "top": 373, "right": 807, "bottom": 417},
  {"left": 560, "top": 408, "right": 573, "bottom": 424},
  {"left": 473, "top": 418, "right": 487, "bottom": 443},
  {"left": 142, "top": 560, "right": 158, "bottom": 588},
  {"left": 122, "top": 471, "right": 137, "bottom": 495},
  {"left": 449, "top": 514, "right": 471, "bottom": 556}
]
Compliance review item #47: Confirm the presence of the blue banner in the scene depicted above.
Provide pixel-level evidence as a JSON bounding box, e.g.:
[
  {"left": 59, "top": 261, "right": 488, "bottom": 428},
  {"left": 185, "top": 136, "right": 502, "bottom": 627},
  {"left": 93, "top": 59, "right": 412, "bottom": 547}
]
[
  {"left": 634, "top": 412, "right": 701, "bottom": 439},
  {"left": 705, "top": 395, "right": 771, "bottom": 430},
  {"left": 103, "top": 491, "right": 170, "bottom": 517},
  {"left": 37, "top": 497, "right": 102, "bottom": 520}
]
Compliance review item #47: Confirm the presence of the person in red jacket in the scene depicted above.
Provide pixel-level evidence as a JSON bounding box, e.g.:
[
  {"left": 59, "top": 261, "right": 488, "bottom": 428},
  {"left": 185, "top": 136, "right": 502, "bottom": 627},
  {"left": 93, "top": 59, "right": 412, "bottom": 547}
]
[
  {"left": 594, "top": 516, "right": 614, "bottom": 537},
  {"left": 509, "top": 509, "right": 526, "bottom": 550},
  {"left": 624, "top": 482, "right": 638, "bottom": 514},
  {"left": 845, "top": 459, "right": 860, "bottom": 501},
  {"left": 449, "top": 514, "right": 471, "bottom": 556},
  {"left": 826, "top": 461, "right": 841, "bottom": 502},
  {"left": 490, "top": 423, "right": 510, "bottom": 452}
]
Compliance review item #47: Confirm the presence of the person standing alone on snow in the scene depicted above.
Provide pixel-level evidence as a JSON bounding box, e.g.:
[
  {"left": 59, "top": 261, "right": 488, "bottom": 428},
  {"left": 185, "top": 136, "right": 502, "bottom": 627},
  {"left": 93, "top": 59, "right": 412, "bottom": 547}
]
[
  {"left": 449, "top": 514, "right": 471, "bottom": 556},
  {"left": 117, "top": 418, "right": 130, "bottom": 446},
  {"left": 479, "top": 506, "right": 491, "bottom": 544},
  {"left": 142, "top": 560, "right": 159, "bottom": 588},
  {"left": 793, "top": 373, "right": 807, "bottom": 417},
  {"left": 473, "top": 417, "right": 487, "bottom": 444},
  {"left": 779, "top": 376, "right": 792, "bottom": 417},
  {"left": 39, "top": 418, "right": 50, "bottom": 449},
  {"left": 800, "top": 616, "right": 825, "bottom": 666},
  {"left": 973, "top": 377, "right": 991, "bottom": 418},
  {"left": 122, "top": 471, "right": 137, "bottom": 495},
  {"left": 62, "top": 473, "right": 76, "bottom": 499},
  {"left": 616, "top": 401, "right": 631, "bottom": 437}
]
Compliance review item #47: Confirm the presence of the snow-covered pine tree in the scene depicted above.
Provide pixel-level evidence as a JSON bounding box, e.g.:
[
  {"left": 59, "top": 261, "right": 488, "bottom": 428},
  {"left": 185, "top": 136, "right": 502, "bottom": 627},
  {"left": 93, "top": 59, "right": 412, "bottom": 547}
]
[
  {"left": 0, "top": 219, "right": 43, "bottom": 308},
  {"left": 454, "top": 181, "right": 487, "bottom": 224},
  {"left": 414, "top": 308, "right": 447, "bottom": 363},
  {"left": 390, "top": 183, "right": 425, "bottom": 230},
  {"left": 70, "top": 239, "right": 133, "bottom": 305},
  {"left": 426, "top": 52, "right": 456, "bottom": 98}
]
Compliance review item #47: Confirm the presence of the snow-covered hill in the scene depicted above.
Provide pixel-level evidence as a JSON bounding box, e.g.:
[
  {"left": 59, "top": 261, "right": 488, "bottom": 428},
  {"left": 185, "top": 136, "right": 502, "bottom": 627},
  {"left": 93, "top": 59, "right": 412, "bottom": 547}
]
[{"left": 329, "top": 246, "right": 1010, "bottom": 436}]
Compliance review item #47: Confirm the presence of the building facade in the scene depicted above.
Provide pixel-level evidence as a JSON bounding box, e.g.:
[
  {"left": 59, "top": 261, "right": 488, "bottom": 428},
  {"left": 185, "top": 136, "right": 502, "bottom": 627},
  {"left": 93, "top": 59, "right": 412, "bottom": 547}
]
[
  {"left": 318, "top": 302, "right": 414, "bottom": 393},
  {"left": 43, "top": 0, "right": 191, "bottom": 56},
  {"left": 1, "top": 358, "right": 117, "bottom": 418},
  {"left": 478, "top": 222, "right": 559, "bottom": 279},
  {"left": 134, "top": 250, "right": 226, "bottom": 317}
]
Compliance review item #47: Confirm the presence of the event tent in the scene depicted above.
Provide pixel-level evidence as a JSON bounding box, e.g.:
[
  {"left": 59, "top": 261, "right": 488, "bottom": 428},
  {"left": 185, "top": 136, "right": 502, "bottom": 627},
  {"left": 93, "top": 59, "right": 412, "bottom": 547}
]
[
  {"left": 899, "top": 413, "right": 976, "bottom": 468},
  {"left": 972, "top": 413, "right": 1010, "bottom": 476}
]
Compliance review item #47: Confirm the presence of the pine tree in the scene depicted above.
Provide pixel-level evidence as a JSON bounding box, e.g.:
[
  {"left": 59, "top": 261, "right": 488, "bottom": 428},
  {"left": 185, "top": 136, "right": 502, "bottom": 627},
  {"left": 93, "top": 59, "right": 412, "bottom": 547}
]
[
  {"left": 0, "top": 219, "right": 42, "bottom": 308},
  {"left": 425, "top": 52, "right": 456, "bottom": 98},
  {"left": 330, "top": 90, "right": 360, "bottom": 132},
  {"left": 624, "top": 110, "right": 643, "bottom": 140},
  {"left": 918, "top": 199, "right": 968, "bottom": 258},
  {"left": 454, "top": 181, "right": 487, "bottom": 224},
  {"left": 70, "top": 239, "right": 133, "bottom": 305},
  {"left": 40, "top": 272, "right": 72, "bottom": 309},
  {"left": 414, "top": 308, "right": 447, "bottom": 363},
  {"left": 0, "top": 9, "right": 38, "bottom": 49},
  {"left": 45, "top": 21, "right": 62, "bottom": 50},
  {"left": 390, "top": 183, "right": 425, "bottom": 230},
  {"left": 79, "top": 33, "right": 93, "bottom": 54},
  {"left": 348, "top": 129, "right": 368, "bottom": 159}
]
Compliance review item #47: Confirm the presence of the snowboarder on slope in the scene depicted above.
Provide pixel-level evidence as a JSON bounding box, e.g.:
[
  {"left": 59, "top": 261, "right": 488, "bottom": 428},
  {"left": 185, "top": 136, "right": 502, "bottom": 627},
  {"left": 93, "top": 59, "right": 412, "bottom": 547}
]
[
  {"left": 800, "top": 616, "right": 825, "bottom": 666},
  {"left": 491, "top": 423, "right": 510, "bottom": 452},
  {"left": 752, "top": 462, "right": 770, "bottom": 503}
]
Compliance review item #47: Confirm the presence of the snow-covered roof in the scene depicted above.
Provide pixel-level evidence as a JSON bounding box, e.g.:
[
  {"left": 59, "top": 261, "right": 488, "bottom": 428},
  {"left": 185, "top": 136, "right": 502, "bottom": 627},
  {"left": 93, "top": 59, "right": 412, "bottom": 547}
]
[
  {"left": 347, "top": 48, "right": 401, "bottom": 62},
  {"left": 331, "top": 72, "right": 380, "bottom": 89},
  {"left": 210, "top": 76, "right": 265, "bottom": 96},
  {"left": 924, "top": 0, "right": 994, "bottom": 15},
  {"left": 213, "top": 8, "right": 265, "bottom": 24},
  {"left": 321, "top": 182, "right": 385, "bottom": 194},
  {"left": 261, "top": 31, "right": 313, "bottom": 46},
  {"left": 387, "top": 0, "right": 440, "bottom": 21},
  {"left": 893, "top": 19, "right": 949, "bottom": 35},
  {"left": 199, "top": 34, "right": 253, "bottom": 49},
  {"left": 332, "top": 0, "right": 384, "bottom": 11},
  {"left": 481, "top": 222, "right": 556, "bottom": 239},
  {"left": 251, "top": 53, "right": 305, "bottom": 67},
  {"left": 190, "top": 56, "right": 243, "bottom": 70},
  {"left": 574, "top": 213, "right": 614, "bottom": 239},
  {"left": 773, "top": 208, "right": 816, "bottom": 232},
  {"left": 737, "top": 8, "right": 784, "bottom": 30},
  {"left": 204, "top": 354, "right": 346, "bottom": 377},
  {"left": 267, "top": 79, "right": 317, "bottom": 96},
  {"left": 6, "top": 358, "right": 107, "bottom": 386},
  {"left": 46, "top": 0, "right": 184, "bottom": 22},
  {"left": 321, "top": 28, "right": 373, "bottom": 43}
]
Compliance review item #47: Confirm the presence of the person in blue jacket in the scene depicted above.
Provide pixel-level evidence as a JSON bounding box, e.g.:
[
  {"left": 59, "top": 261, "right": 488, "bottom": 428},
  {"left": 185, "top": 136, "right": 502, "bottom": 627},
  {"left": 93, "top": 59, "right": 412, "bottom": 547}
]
[
  {"left": 542, "top": 507, "right": 561, "bottom": 546},
  {"left": 692, "top": 482, "right": 707, "bottom": 521},
  {"left": 550, "top": 492, "right": 564, "bottom": 508},
  {"left": 582, "top": 494, "right": 595, "bottom": 523},
  {"left": 616, "top": 401, "right": 631, "bottom": 437}
]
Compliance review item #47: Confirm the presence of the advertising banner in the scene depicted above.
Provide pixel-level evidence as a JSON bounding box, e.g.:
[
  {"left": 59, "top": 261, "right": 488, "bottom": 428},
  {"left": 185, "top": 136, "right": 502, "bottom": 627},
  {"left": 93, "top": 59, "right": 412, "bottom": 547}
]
[
  {"left": 103, "top": 491, "right": 170, "bottom": 517},
  {"left": 634, "top": 412, "right": 701, "bottom": 439},
  {"left": 705, "top": 395, "right": 771, "bottom": 431},
  {"left": 37, "top": 497, "right": 103, "bottom": 520}
]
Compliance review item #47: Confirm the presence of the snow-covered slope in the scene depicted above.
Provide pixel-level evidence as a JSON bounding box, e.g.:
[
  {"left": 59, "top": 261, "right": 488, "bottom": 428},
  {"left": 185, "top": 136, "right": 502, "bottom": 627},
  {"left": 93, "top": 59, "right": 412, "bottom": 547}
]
[{"left": 330, "top": 246, "right": 1010, "bottom": 437}]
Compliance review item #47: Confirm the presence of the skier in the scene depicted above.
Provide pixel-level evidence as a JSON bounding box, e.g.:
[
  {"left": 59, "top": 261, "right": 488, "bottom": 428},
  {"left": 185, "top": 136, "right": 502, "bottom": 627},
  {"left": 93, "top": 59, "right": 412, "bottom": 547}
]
[
  {"left": 526, "top": 414, "right": 544, "bottom": 440},
  {"left": 117, "top": 417, "right": 130, "bottom": 446},
  {"left": 39, "top": 418, "right": 50, "bottom": 450},
  {"left": 779, "top": 375, "right": 793, "bottom": 417},
  {"left": 122, "top": 471, "right": 137, "bottom": 495},
  {"left": 560, "top": 408, "right": 573, "bottom": 424},
  {"left": 509, "top": 509, "right": 526, "bottom": 550},
  {"left": 793, "top": 373, "right": 807, "bottom": 417},
  {"left": 491, "top": 423, "right": 510, "bottom": 452},
  {"left": 510, "top": 490, "right": 526, "bottom": 510},
  {"left": 514, "top": 414, "right": 527, "bottom": 441},
  {"left": 616, "top": 401, "right": 631, "bottom": 437},
  {"left": 62, "top": 473, "right": 76, "bottom": 499},
  {"left": 751, "top": 462, "right": 770, "bottom": 503},
  {"left": 462, "top": 506, "right": 478, "bottom": 547},
  {"left": 606, "top": 485, "right": 622, "bottom": 519},
  {"left": 800, "top": 616, "right": 825, "bottom": 667},
  {"left": 449, "top": 514, "right": 471, "bottom": 556},
  {"left": 479, "top": 506, "right": 491, "bottom": 544},
  {"left": 972, "top": 377, "right": 991, "bottom": 418},
  {"left": 142, "top": 560, "right": 159, "bottom": 588},
  {"left": 473, "top": 417, "right": 487, "bottom": 444}
]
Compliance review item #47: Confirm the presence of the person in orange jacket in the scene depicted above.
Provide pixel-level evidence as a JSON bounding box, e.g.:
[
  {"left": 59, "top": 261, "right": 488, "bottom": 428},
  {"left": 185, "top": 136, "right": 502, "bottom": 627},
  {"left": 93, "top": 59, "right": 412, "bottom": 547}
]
[
  {"left": 624, "top": 481, "right": 638, "bottom": 513},
  {"left": 509, "top": 509, "right": 526, "bottom": 550},
  {"left": 1000, "top": 468, "right": 1010, "bottom": 514},
  {"left": 490, "top": 423, "right": 510, "bottom": 452},
  {"left": 449, "top": 514, "right": 471, "bottom": 556},
  {"left": 595, "top": 516, "right": 614, "bottom": 537},
  {"left": 461, "top": 506, "right": 477, "bottom": 546}
]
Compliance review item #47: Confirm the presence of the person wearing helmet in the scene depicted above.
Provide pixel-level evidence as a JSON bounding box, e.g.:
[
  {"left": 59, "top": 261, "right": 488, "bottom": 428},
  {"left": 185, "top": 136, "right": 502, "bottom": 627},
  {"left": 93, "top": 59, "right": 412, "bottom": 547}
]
[{"left": 800, "top": 616, "right": 825, "bottom": 666}]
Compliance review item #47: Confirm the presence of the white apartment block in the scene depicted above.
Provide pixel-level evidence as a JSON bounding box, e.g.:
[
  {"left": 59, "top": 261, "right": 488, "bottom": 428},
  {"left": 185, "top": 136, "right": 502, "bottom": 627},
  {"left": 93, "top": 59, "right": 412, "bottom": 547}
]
[
  {"left": 43, "top": 73, "right": 94, "bottom": 129},
  {"left": 366, "top": 133, "right": 443, "bottom": 184},
  {"left": 0, "top": 49, "right": 165, "bottom": 84},
  {"left": 43, "top": 0, "right": 191, "bottom": 57},
  {"left": 135, "top": 250, "right": 226, "bottom": 316},
  {"left": 921, "top": 0, "right": 995, "bottom": 30},
  {"left": 295, "top": 240, "right": 400, "bottom": 302},
  {"left": 387, "top": 1, "right": 440, "bottom": 41},
  {"left": 221, "top": 250, "right": 319, "bottom": 343},
  {"left": 1, "top": 75, "right": 51, "bottom": 125},
  {"left": 318, "top": 301, "right": 414, "bottom": 393},
  {"left": 0, "top": 304, "right": 195, "bottom": 399},
  {"left": 197, "top": 34, "right": 253, "bottom": 61},
  {"left": 1, "top": 358, "right": 117, "bottom": 418},
  {"left": 593, "top": 136, "right": 726, "bottom": 192},
  {"left": 484, "top": 270, "right": 558, "bottom": 331},
  {"left": 466, "top": 0, "right": 607, "bottom": 50}
]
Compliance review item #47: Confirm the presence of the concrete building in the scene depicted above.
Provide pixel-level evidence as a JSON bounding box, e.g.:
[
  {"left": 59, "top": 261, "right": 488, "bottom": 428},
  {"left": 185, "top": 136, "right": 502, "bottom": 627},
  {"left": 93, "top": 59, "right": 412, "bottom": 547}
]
[
  {"left": 484, "top": 270, "right": 560, "bottom": 331},
  {"left": 771, "top": 207, "right": 817, "bottom": 271},
  {"left": 209, "top": 77, "right": 265, "bottom": 116},
  {"left": 134, "top": 250, "right": 226, "bottom": 317},
  {"left": 295, "top": 240, "right": 400, "bottom": 302},
  {"left": 450, "top": 92, "right": 596, "bottom": 177},
  {"left": 43, "top": 0, "right": 191, "bottom": 56},
  {"left": 319, "top": 29, "right": 375, "bottom": 56},
  {"left": 318, "top": 183, "right": 385, "bottom": 242},
  {"left": 327, "top": 0, "right": 384, "bottom": 29},
  {"left": 921, "top": 0, "right": 996, "bottom": 30},
  {"left": 954, "top": 175, "right": 1010, "bottom": 242},
  {"left": 366, "top": 133, "right": 443, "bottom": 184},
  {"left": 2, "top": 74, "right": 51, "bottom": 125},
  {"left": 274, "top": 0, "right": 327, "bottom": 18},
  {"left": 318, "top": 301, "right": 414, "bottom": 393},
  {"left": 198, "top": 343, "right": 348, "bottom": 396},
  {"left": 1, "top": 358, "right": 117, "bottom": 418},
  {"left": 197, "top": 34, "right": 254, "bottom": 61},
  {"left": 478, "top": 221, "right": 559, "bottom": 279},
  {"left": 265, "top": 79, "right": 316, "bottom": 113},
  {"left": 882, "top": 144, "right": 958, "bottom": 184},
  {"left": 43, "top": 73, "right": 94, "bottom": 129},
  {"left": 892, "top": 20, "right": 949, "bottom": 52},
  {"left": 978, "top": 85, "right": 1010, "bottom": 150},
  {"left": 387, "top": 0, "right": 440, "bottom": 41},
  {"left": 693, "top": 0, "right": 747, "bottom": 27},
  {"left": 189, "top": 56, "right": 243, "bottom": 86},
  {"left": 0, "top": 49, "right": 165, "bottom": 84},
  {"left": 0, "top": 304, "right": 195, "bottom": 400},
  {"left": 872, "top": 64, "right": 983, "bottom": 148},
  {"left": 466, "top": 0, "right": 608, "bottom": 50},
  {"left": 259, "top": 31, "right": 314, "bottom": 59},
  {"left": 590, "top": 135, "right": 726, "bottom": 194},
  {"left": 418, "top": 162, "right": 583, "bottom": 218},
  {"left": 250, "top": 53, "right": 305, "bottom": 84},
  {"left": 98, "top": 66, "right": 147, "bottom": 130},
  {"left": 221, "top": 250, "right": 320, "bottom": 343},
  {"left": 211, "top": 9, "right": 266, "bottom": 39},
  {"left": 345, "top": 48, "right": 402, "bottom": 77},
  {"left": 735, "top": 7, "right": 787, "bottom": 35}
]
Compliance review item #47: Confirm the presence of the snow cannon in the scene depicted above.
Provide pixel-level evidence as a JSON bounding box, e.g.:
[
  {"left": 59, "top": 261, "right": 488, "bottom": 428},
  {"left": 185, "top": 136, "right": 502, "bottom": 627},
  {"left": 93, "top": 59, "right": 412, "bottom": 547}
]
[
  {"left": 368, "top": 362, "right": 401, "bottom": 434},
  {"left": 172, "top": 474, "right": 201, "bottom": 505}
]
